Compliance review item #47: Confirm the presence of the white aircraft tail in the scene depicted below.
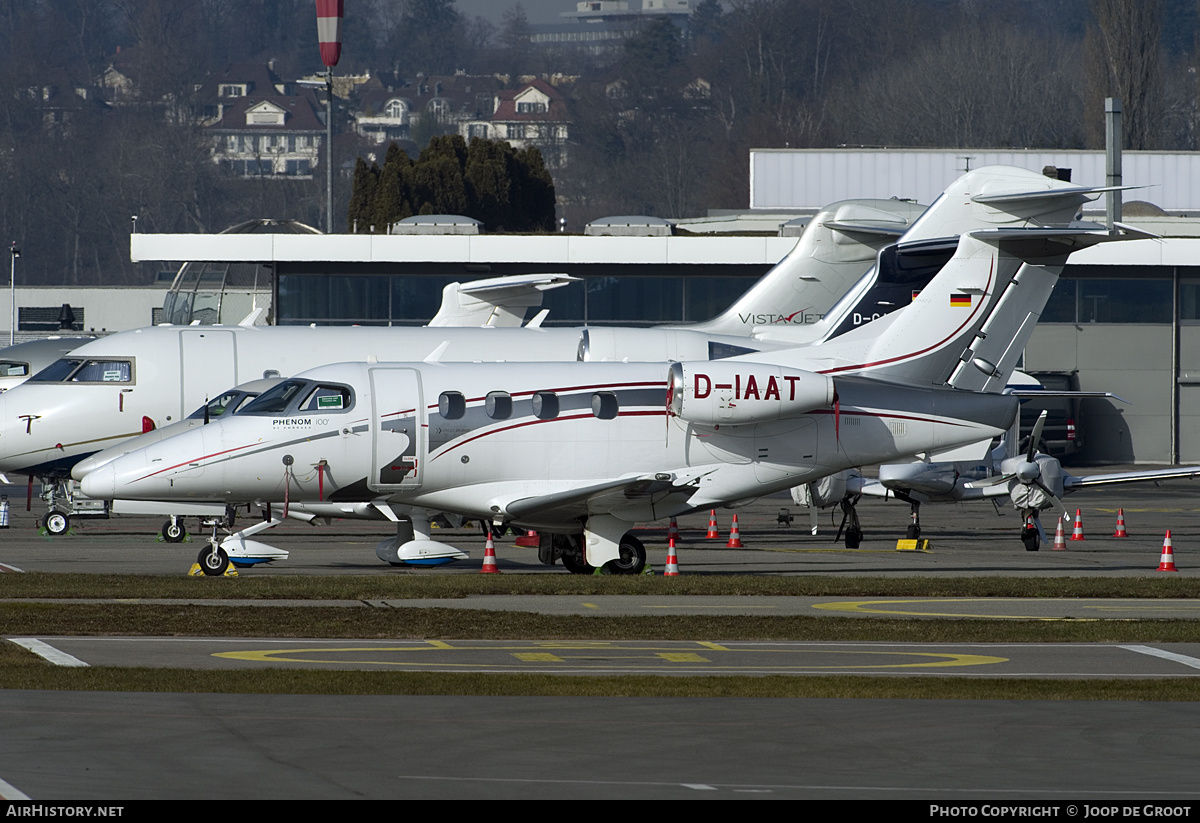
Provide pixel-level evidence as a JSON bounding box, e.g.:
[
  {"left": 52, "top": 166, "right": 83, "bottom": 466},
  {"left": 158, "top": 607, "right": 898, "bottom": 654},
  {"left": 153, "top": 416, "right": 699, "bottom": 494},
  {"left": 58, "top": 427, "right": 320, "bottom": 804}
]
[
  {"left": 785, "top": 224, "right": 1145, "bottom": 388},
  {"left": 688, "top": 199, "right": 924, "bottom": 336}
]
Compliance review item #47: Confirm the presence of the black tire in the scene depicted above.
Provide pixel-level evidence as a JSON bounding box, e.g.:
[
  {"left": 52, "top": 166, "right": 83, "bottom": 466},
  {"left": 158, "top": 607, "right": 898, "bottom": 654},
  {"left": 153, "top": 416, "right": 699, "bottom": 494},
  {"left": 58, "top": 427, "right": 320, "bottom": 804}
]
[
  {"left": 197, "top": 546, "right": 230, "bottom": 576},
  {"left": 845, "top": 527, "right": 862, "bottom": 549},
  {"left": 43, "top": 511, "right": 69, "bottom": 536},
  {"left": 560, "top": 553, "right": 594, "bottom": 575},
  {"left": 906, "top": 524, "right": 920, "bottom": 540},
  {"left": 604, "top": 533, "right": 647, "bottom": 575},
  {"left": 1022, "top": 528, "right": 1040, "bottom": 552},
  {"left": 162, "top": 520, "right": 187, "bottom": 543}
]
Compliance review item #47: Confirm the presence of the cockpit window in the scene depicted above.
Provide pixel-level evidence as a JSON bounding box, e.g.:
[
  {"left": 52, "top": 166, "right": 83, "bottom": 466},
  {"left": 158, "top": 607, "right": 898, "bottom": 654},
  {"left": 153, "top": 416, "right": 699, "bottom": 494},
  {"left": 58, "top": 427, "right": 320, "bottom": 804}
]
[
  {"left": 237, "top": 380, "right": 353, "bottom": 415},
  {"left": 186, "top": 390, "right": 246, "bottom": 420},
  {"left": 29, "top": 358, "right": 84, "bottom": 382},
  {"left": 301, "top": 385, "right": 352, "bottom": 412},
  {"left": 0, "top": 361, "right": 28, "bottom": 377},
  {"left": 28, "top": 358, "right": 133, "bottom": 384},
  {"left": 238, "top": 380, "right": 309, "bottom": 415}
]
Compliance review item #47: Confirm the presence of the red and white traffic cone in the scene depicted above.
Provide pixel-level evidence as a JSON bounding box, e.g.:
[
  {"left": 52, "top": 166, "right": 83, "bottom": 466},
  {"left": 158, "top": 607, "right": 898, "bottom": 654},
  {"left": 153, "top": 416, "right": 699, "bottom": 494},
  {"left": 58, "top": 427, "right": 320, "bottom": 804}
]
[
  {"left": 1069, "top": 509, "right": 1086, "bottom": 541},
  {"left": 514, "top": 529, "right": 539, "bottom": 548},
  {"left": 480, "top": 534, "right": 501, "bottom": 574},
  {"left": 1113, "top": 508, "right": 1129, "bottom": 538},
  {"left": 1052, "top": 517, "right": 1068, "bottom": 550},
  {"left": 667, "top": 517, "right": 680, "bottom": 544},
  {"left": 726, "top": 514, "right": 744, "bottom": 548},
  {"left": 664, "top": 536, "right": 680, "bottom": 576},
  {"left": 706, "top": 510, "right": 720, "bottom": 539},
  {"left": 1157, "top": 531, "right": 1178, "bottom": 572}
]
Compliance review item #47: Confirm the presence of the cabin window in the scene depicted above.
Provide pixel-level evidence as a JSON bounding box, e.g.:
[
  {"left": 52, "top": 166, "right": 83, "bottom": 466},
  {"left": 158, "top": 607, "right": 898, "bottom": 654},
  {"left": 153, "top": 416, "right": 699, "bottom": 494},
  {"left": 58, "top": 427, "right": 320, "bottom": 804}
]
[
  {"left": 439, "top": 391, "right": 465, "bottom": 419},
  {"left": 532, "top": 391, "right": 559, "bottom": 420},
  {"left": 485, "top": 391, "right": 512, "bottom": 419},
  {"left": 591, "top": 391, "right": 618, "bottom": 420}
]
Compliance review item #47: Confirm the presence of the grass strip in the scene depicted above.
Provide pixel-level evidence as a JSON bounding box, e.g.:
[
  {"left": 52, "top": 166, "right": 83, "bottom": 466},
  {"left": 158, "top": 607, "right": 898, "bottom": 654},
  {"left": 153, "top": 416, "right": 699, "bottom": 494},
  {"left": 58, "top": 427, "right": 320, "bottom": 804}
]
[{"left": 4, "top": 572, "right": 1200, "bottom": 600}]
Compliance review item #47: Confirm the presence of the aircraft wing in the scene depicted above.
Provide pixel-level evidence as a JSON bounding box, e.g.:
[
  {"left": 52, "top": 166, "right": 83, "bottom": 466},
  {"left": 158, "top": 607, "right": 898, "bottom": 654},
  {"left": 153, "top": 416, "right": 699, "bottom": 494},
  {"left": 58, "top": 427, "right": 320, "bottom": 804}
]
[
  {"left": 502, "top": 470, "right": 713, "bottom": 523},
  {"left": 1065, "top": 466, "right": 1200, "bottom": 490},
  {"left": 427, "top": 273, "right": 581, "bottom": 328}
]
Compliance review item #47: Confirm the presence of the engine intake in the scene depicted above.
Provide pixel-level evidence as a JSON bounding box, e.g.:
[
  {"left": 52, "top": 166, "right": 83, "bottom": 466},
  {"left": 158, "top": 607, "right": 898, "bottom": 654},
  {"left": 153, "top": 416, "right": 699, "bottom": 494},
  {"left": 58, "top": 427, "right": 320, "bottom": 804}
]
[{"left": 667, "top": 362, "right": 835, "bottom": 426}]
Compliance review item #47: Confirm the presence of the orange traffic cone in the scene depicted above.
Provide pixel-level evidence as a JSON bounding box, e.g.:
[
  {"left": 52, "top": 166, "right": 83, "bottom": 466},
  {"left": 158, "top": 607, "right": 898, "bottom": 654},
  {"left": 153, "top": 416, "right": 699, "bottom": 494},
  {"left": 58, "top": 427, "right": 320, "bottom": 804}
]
[
  {"left": 1157, "top": 531, "right": 1178, "bottom": 572},
  {"left": 726, "top": 514, "right": 744, "bottom": 548},
  {"left": 667, "top": 517, "right": 680, "bottom": 544},
  {"left": 514, "top": 529, "right": 539, "bottom": 548},
  {"left": 1052, "top": 518, "right": 1067, "bottom": 550},
  {"left": 480, "top": 534, "right": 501, "bottom": 574},
  {"left": 1113, "top": 508, "right": 1129, "bottom": 538},
  {"left": 664, "top": 536, "right": 680, "bottom": 576},
  {"left": 1069, "top": 509, "right": 1086, "bottom": 541},
  {"left": 706, "top": 510, "right": 720, "bottom": 539}
]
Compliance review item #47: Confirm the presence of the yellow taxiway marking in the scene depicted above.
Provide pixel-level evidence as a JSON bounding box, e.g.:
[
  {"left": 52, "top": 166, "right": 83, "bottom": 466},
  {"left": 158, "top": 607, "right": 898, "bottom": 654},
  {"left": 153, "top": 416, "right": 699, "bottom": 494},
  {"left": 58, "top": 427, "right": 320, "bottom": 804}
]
[
  {"left": 813, "top": 598, "right": 1110, "bottom": 620},
  {"left": 212, "top": 642, "right": 1007, "bottom": 671}
]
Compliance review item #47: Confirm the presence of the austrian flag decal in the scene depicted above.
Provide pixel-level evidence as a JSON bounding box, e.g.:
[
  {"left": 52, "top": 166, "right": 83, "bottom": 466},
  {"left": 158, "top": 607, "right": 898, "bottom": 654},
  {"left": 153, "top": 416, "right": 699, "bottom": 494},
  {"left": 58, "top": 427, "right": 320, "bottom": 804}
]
[{"left": 950, "top": 293, "right": 972, "bottom": 307}]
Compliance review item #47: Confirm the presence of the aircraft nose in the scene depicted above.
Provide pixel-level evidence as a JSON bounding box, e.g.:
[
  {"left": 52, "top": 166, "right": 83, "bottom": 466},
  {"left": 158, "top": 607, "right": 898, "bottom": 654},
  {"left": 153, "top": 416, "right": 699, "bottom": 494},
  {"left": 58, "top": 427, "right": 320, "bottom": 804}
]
[
  {"left": 79, "top": 463, "right": 115, "bottom": 500},
  {"left": 72, "top": 453, "right": 105, "bottom": 482}
]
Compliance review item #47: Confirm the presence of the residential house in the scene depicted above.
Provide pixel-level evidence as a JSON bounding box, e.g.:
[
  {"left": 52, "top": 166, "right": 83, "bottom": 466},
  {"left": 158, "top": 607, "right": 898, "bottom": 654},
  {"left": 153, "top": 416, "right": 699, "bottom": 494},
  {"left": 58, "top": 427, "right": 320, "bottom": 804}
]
[{"left": 459, "top": 79, "right": 571, "bottom": 168}]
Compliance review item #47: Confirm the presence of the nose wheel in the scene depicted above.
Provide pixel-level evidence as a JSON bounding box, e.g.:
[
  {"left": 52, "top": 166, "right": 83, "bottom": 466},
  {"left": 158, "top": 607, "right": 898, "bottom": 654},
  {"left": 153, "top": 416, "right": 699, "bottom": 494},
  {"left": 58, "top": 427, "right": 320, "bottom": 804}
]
[
  {"left": 42, "top": 511, "right": 70, "bottom": 536},
  {"left": 196, "top": 520, "right": 230, "bottom": 575}
]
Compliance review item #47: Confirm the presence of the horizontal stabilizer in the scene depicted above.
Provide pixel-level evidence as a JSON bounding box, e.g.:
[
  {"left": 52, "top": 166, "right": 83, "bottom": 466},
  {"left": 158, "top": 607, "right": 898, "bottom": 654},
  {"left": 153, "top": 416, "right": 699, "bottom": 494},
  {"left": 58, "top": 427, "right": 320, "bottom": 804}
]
[
  {"left": 428, "top": 273, "right": 581, "bottom": 328},
  {"left": 971, "top": 184, "right": 1139, "bottom": 205}
]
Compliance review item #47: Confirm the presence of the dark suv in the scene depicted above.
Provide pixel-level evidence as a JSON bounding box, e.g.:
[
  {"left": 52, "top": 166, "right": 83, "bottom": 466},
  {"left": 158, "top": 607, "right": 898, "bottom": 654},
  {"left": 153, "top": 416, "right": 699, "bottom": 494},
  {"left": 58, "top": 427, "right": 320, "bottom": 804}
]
[{"left": 1019, "top": 371, "right": 1083, "bottom": 459}]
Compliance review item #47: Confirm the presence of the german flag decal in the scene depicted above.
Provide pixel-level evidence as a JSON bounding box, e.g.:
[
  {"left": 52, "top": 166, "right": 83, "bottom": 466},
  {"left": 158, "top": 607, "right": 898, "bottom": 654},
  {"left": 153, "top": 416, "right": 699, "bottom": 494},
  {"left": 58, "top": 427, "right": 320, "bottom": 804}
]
[{"left": 950, "top": 293, "right": 972, "bottom": 307}]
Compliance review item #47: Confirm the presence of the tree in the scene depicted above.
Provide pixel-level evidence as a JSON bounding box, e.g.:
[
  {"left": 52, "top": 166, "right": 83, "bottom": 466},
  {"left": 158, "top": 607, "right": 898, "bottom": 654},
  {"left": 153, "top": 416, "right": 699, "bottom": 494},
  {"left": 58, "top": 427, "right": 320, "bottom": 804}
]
[{"left": 1085, "top": 0, "right": 1164, "bottom": 149}]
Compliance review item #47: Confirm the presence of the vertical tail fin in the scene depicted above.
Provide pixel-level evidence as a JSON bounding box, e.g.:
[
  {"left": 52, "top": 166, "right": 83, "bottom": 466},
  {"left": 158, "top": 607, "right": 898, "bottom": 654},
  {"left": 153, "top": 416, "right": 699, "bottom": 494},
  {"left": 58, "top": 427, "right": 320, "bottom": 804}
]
[
  {"left": 770, "top": 226, "right": 1143, "bottom": 387},
  {"left": 688, "top": 199, "right": 922, "bottom": 336}
]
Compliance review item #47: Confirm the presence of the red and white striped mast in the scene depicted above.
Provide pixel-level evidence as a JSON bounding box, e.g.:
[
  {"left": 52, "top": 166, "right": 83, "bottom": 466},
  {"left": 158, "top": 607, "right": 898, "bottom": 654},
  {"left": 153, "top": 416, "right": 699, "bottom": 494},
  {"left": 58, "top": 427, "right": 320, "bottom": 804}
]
[{"left": 316, "top": 0, "right": 343, "bottom": 233}]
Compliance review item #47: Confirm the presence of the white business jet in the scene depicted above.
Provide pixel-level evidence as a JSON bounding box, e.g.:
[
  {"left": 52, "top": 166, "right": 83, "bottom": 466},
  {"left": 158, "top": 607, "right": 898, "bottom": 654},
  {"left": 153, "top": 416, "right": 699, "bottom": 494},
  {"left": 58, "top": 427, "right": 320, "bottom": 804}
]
[
  {"left": 82, "top": 214, "right": 1139, "bottom": 574},
  {"left": 1, "top": 195, "right": 924, "bottom": 534}
]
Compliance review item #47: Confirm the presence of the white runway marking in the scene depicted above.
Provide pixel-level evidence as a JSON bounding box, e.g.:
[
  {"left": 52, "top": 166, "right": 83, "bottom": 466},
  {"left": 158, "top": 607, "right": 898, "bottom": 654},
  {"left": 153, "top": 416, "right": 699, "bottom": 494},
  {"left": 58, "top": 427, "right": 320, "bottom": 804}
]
[
  {"left": 9, "top": 638, "right": 88, "bottom": 667},
  {"left": 0, "top": 775, "right": 31, "bottom": 800},
  {"left": 1121, "top": 644, "right": 1200, "bottom": 670}
]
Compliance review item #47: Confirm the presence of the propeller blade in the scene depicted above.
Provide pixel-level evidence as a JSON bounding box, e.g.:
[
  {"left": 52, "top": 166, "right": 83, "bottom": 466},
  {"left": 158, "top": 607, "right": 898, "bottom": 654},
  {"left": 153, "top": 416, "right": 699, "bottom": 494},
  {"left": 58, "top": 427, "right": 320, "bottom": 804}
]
[
  {"left": 1033, "top": 479, "right": 1069, "bottom": 520},
  {"left": 1027, "top": 410, "right": 1048, "bottom": 462},
  {"left": 809, "top": 499, "right": 819, "bottom": 536}
]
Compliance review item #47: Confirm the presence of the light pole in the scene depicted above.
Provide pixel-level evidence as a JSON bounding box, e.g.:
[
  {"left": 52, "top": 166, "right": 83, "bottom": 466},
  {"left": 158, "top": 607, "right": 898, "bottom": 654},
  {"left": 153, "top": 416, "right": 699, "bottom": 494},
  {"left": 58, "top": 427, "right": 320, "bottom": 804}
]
[{"left": 9, "top": 242, "right": 19, "bottom": 346}]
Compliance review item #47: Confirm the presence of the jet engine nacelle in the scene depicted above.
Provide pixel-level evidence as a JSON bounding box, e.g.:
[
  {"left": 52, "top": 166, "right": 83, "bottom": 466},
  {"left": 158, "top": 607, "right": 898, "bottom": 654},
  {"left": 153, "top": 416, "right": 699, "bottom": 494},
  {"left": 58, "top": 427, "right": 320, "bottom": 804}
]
[{"left": 668, "top": 361, "right": 835, "bottom": 426}]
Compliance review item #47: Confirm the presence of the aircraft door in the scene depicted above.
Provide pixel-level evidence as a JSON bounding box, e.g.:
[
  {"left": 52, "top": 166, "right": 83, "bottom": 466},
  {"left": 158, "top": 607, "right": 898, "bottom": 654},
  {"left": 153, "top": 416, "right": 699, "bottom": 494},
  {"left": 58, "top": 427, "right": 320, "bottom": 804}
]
[
  {"left": 369, "top": 367, "right": 424, "bottom": 491},
  {"left": 180, "top": 330, "right": 237, "bottom": 417}
]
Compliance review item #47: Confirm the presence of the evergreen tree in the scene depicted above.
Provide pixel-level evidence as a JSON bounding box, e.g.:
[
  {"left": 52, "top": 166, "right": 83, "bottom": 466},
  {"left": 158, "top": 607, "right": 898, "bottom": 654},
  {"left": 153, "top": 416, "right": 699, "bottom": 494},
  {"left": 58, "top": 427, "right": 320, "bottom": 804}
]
[{"left": 373, "top": 143, "right": 413, "bottom": 231}]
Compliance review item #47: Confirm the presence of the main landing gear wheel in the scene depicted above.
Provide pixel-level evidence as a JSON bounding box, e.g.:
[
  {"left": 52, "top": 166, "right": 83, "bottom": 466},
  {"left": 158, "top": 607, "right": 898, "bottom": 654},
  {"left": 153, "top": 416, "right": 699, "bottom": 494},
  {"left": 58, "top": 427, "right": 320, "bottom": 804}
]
[
  {"left": 197, "top": 546, "right": 230, "bottom": 576},
  {"left": 43, "top": 511, "right": 69, "bottom": 536},
  {"left": 162, "top": 520, "right": 187, "bottom": 543},
  {"left": 602, "top": 533, "right": 647, "bottom": 575},
  {"left": 561, "top": 553, "right": 594, "bottom": 575},
  {"left": 906, "top": 524, "right": 921, "bottom": 540}
]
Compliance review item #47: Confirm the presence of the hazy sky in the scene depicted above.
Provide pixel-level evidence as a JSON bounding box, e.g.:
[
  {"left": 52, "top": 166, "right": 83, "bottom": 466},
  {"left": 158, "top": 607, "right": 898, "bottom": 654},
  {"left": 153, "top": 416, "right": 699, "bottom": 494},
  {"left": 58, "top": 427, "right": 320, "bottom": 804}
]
[{"left": 454, "top": 1, "right": 570, "bottom": 27}]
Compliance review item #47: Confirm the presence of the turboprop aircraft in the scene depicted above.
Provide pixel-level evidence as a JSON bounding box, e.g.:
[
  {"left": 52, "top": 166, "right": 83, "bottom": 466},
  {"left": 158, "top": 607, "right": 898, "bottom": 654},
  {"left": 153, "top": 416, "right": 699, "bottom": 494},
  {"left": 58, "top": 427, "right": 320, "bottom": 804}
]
[
  {"left": 2, "top": 197, "right": 925, "bottom": 534},
  {"left": 81, "top": 214, "right": 1142, "bottom": 574},
  {"left": 805, "top": 408, "right": 1200, "bottom": 552}
]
